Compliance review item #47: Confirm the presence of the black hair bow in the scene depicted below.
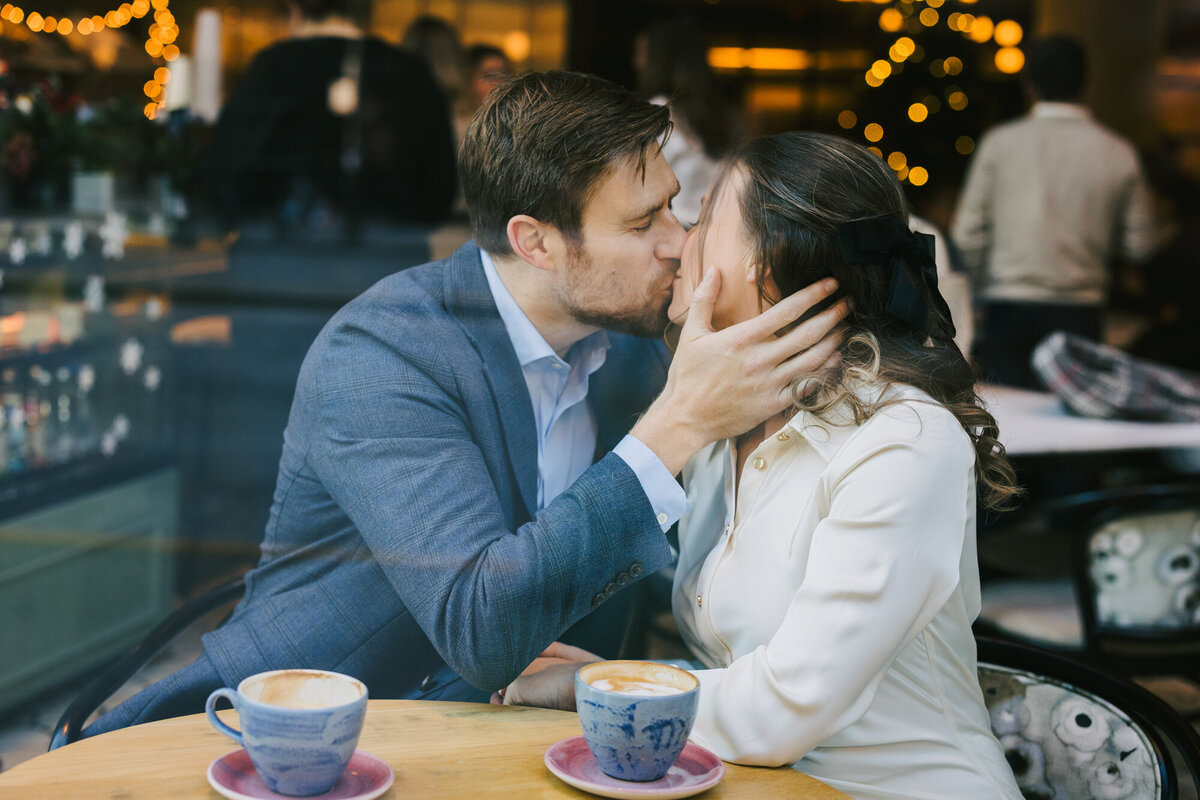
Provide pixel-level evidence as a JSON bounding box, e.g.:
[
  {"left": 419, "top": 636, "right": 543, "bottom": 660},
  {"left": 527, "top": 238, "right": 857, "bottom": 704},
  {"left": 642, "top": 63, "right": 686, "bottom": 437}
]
[{"left": 836, "top": 217, "right": 956, "bottom": 341}]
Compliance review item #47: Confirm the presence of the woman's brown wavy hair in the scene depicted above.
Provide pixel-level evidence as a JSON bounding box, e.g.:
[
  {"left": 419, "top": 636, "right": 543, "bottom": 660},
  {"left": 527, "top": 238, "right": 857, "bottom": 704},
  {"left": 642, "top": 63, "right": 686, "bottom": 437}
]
[{"left": 705, "top": 131, "right": 1019, "bottom": 511}]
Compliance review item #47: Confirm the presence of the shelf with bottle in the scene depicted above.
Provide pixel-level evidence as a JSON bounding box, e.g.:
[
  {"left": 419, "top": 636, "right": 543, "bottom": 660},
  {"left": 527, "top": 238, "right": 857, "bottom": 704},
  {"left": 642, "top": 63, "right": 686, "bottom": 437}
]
[{"left": 0, "top": 300, "right": 172, "bottom": 511}]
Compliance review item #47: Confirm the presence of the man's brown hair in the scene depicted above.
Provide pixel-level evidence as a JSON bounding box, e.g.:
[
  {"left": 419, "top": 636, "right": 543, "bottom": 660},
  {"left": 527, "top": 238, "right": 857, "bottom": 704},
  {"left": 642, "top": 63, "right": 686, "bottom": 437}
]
[{"left": 458, "top": 70, "right": 672, "bottom": 255}]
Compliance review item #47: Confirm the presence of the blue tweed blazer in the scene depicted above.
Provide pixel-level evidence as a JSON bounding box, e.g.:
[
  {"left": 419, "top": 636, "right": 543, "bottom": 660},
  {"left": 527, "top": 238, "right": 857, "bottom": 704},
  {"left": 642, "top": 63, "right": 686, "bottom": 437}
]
[{"left": 201, "top": 243, "right": 675, "bottom": 697}]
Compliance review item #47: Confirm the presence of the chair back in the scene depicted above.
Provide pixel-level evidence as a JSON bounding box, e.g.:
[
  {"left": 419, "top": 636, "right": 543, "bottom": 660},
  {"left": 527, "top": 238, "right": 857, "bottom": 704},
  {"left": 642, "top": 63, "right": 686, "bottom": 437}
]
[
  {"left": 1055, "top": 484, "right": 1200, "bottom": 669},
  {"left": 1084, "top": 507, "right": 1200, "bottom": 632},
  {"left": 977, "top": 637, "right": 1200, "bottom": 800},
  {"left": 49, "top": 577, "right": 245, "bottom": 750}
]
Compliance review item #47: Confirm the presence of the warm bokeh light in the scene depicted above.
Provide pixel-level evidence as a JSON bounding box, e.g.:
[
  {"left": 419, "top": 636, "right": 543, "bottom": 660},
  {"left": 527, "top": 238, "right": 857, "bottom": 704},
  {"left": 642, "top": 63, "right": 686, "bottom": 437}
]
[
  {"left": 708, "top": 47, "right": 815, "bottom": 71},
  {"left": 908, "top": 167, "right": 929, "bottom": 186},
  {"left": 908, "top": 102, "right": 929, "bottom": 123},
  {"left": 955, "top": 135, "right": 975, "bottom": 155},
  {"left": 995, "top": 47, "right": 1025, "bottom": 74},
  {"left": 8, "top": 6, "right": 21, "bottom": 22},
  {"left": 164, "top": 44, "right": 180, "bottom": 61},
  {"left": 926, "top": 0, "right": 944, "bottom": 7},
  {"left": 868, "top": 146, "right": 883, "bottom": 158},
  {"left": 503, "top": 30, "right": 531, "bottom": 63},
  {"left": 919, "top": 8, "right": 938, "bottom": 27},
  {"left": 929, "top": 60, "right": 946, "bottom": 79},
  {"left": 887, "top": 151, "right": 907, "bottom": 170},
  {"left": 25, "top": 10, "right": 41, "bottom": 30},
  {"left": 879, "top": 7, "right": 903, "bottom": 32},
  {"left": 893, "top": 37, "right": 915, "bottom": 59},
  {"left": 968, "top": 15, "right": 993, "bottom": 43},
  {"left": 144, "top": 102, "right": 159, "bottom": 120},
  {"left": 838, "top": 110, "right": 858, "bottom": 129},
  {"left": 77, "top": 17, "right": 91, "bottom": 33},
  {"left": 947, "top": 90, "right": 969, "bottom": 110},
  {"left": 41, "top": 14, "right": 54, "bottom": 32},
  {"left": 994, "top": 20, "right": 1023, "bottom": 47},
  {"left": 923, "top": 94, "right": 941, "bottom": 113},
  {"left": 104, "top": 10, "right": 118, "bottom": 26},
  {"left": 896, "top": 165, "right": 909, "bottom": 181},
  {"left": 91, "top": 15, "right": 105, "bottom": 30},
  {"left": 871, "top": 59, "right": 892, "bottom": 80},
  {"left": 865, "top": 71, "right": 884, "bottom": 88},
  {"left": 944, "top": 56, "right": 963, "bottom": 76},
  {"left": 864, "top": 123, "right": 884, "bottom": 142},
  {"left": 144, "top": 80, "right": 161, "bottom": 98},
  {"left": 947, "top": 12, "right": 962, "bottom": 30},
  {"left": 145, "top": 39, "right": 163, "bottom": 56},
  {"left": 155, "top": 67, "right": 171, "bottom": 84}
]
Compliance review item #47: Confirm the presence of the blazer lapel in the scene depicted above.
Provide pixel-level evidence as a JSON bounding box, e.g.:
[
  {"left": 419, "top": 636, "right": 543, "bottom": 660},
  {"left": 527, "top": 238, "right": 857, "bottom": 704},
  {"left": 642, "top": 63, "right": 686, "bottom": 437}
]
[{"left": 442, "top": 243, "right": 539, "bottom": 520}]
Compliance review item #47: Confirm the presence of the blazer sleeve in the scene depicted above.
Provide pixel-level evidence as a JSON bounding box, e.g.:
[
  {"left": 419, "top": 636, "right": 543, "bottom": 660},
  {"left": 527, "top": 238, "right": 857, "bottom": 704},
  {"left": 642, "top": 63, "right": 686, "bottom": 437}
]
[
  {"left": 686, "top": 411, "right": 974, "bottom": 766},
  {"left": 304, "top": 315, "right": 674, "bottom": 691}
]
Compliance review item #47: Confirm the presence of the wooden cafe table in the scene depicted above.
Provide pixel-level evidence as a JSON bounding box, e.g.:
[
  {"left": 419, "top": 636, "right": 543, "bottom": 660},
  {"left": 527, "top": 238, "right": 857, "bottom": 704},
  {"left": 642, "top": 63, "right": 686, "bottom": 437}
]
[{"left": 0, "top": 700, "right": 851, "bottom": 799}]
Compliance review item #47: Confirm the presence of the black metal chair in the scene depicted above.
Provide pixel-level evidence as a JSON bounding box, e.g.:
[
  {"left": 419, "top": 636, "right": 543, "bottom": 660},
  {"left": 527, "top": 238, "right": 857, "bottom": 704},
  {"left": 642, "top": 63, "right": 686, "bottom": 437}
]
[
  {"left": 978, "top": 482, "right": 1200, "bottom": 678},
  {"left": 48, "top": 576, "right": 245, "bottom": 750},
  {"left": 977, "top": 636, "right": 1200, "bottom": 800}
]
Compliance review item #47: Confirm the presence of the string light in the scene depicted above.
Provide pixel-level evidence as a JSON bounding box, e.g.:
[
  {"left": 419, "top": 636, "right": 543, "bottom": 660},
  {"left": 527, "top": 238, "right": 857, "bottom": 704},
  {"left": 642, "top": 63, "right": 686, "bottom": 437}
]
[
  {"left": 864, "top": 123, "right": 884, "bottom": 143},
  {"left": 0, "top": 0, "right": 177, "bottom": 118},
  {"left": 838, "top": 110, "right": 858, "bottom": 129}
]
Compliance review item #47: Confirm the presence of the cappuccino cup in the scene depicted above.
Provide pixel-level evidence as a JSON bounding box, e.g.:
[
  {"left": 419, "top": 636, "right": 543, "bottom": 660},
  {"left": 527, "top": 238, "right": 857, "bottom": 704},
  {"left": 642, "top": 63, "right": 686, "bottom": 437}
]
[
  {"left": 575, "top": 660, "right": 700, "bottom": 782},
  {"left": 206, "top": 668, "right": 367, "bottom": 796}
]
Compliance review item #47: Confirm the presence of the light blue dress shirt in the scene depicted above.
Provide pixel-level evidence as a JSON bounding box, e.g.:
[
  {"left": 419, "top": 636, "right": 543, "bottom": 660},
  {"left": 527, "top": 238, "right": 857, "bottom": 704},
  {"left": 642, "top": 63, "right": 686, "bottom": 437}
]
[{"left": 480, "top": 250, "right": 688, "bottom": 529}]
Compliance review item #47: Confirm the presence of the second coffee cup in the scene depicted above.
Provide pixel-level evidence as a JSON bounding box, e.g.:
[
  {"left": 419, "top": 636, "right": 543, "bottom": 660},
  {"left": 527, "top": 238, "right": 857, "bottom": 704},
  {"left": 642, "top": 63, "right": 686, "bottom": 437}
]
[
  {"left": 575, "top": 660, "right": 700, "bottom": 782},
  {"left": 205, "top": 668, "right": 367, "bottom": 797}
]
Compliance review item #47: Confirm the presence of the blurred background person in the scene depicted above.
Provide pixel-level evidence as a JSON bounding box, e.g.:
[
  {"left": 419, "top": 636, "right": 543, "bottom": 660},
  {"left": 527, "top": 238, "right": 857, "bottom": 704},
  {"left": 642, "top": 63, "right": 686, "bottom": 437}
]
[
  {"left": 633, "top": 15, "right": 737, "bottom": 227},
  {"left": 402, "top": 14, "right": 473, "bottom": 144},
  {"left": 466, "top": 43, "right": 512, "bottom": 109},
  {"left": 951, "top": 34, "right": 1156, "bottom": 389},
  {"left": 202, "top": 0, "right": 457, "bottom": 234}
]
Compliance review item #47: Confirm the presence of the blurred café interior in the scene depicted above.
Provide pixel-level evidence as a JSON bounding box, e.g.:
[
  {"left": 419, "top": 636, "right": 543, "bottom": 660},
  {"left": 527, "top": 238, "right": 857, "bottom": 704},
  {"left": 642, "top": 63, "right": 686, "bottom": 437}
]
[{"left": 1, "top": 0, "right": 1200, "bottom": 784}]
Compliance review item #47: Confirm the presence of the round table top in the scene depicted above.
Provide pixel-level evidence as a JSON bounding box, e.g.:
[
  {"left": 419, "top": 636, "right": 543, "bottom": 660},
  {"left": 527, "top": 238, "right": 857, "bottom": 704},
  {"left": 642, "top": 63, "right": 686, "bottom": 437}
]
[{"left": 0, "top": 699, "right": 850, "bottom": 799}]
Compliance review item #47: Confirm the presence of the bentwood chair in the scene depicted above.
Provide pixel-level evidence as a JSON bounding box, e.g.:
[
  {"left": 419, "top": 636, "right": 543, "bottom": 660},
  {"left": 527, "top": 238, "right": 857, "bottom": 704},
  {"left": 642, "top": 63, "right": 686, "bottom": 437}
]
[
  {"left": 48, "top": 576, "right": 245, "bottom": 750},
  {"left": 978, "top": 483, "right": 1200, "bottom": 678},
  {"left": 976, "top": 636, "right": 1200, "bottom": 800}
]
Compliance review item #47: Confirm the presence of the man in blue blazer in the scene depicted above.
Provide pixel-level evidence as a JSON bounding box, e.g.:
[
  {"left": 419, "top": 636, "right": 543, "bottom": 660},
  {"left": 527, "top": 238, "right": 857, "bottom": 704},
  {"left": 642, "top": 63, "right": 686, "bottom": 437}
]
[{"left": 86, "top": 71, "right": 845, "bottom": 734}]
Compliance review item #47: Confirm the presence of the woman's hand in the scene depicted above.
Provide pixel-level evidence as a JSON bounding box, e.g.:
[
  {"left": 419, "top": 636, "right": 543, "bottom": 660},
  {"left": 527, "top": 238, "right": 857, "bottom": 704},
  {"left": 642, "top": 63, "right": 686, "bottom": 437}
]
[
  {"left": 489, "top": 642, "right": 601, "bottom": 709},
  {"left": 496, "top": 662, "right": 584, "bottom": 711}
]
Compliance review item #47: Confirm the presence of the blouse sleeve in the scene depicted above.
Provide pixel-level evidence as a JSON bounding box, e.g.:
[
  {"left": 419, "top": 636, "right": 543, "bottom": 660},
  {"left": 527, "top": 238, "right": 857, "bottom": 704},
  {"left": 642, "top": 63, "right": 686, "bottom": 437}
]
[{"left": 686, "top": 410, "right": 974, "bottom": 766}]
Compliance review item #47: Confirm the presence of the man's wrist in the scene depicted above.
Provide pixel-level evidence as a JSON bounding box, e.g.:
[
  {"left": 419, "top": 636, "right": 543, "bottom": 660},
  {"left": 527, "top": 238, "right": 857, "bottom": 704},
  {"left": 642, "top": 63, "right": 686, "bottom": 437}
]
[{"left": 630, "top": 403, "right": 707, "bottom": 477}]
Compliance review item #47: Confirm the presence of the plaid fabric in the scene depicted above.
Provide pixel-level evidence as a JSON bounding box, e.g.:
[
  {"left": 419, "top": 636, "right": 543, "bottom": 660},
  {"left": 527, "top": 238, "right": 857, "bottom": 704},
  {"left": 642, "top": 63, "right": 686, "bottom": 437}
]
[{"left": 1031, "top": 331, "right": 1200, "bottom": 422}]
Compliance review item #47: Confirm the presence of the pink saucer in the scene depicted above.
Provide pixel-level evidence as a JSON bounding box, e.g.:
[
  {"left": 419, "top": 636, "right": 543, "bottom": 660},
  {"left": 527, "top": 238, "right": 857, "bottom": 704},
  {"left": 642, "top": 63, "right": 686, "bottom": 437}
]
[
  {"left": 207, "top": 749, "right": 394, "bottom": 800},
  {"left": 544, "top": 736, "right": 724, "bottom": 800}
]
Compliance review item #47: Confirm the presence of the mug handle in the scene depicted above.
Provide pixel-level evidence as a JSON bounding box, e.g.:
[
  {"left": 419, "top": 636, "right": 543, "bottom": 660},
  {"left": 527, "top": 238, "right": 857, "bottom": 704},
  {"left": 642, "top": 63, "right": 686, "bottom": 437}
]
[{"left": 205, "top": 688, "right": 242, "bottom": 745}]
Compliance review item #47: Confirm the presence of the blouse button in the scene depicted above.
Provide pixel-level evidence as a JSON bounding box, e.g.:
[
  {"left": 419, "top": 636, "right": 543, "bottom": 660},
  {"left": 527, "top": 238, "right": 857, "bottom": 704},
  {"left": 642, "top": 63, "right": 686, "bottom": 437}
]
[
  {"left": 752, "top": 457, "right": 765, "bottom": 470},
  {"left": 776, "top": 431, "right": 790, "bottom": 441}
]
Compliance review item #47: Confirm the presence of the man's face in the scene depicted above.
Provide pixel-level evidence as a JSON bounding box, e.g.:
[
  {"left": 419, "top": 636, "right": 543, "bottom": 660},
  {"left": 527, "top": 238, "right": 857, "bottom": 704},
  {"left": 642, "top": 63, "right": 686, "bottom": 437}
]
[
  {"left": 472, "top": 55, "right": 511, "bottom": 104},
  {"left": 556, "top": 150, "right": 685, "bottom": 338}
]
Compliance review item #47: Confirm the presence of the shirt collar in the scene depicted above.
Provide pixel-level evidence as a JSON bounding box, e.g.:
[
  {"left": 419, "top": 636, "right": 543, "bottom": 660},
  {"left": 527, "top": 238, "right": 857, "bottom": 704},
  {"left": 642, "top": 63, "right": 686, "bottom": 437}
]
[
  {"left": 479, "top": 248, "right": 610, "bottom": 368},
  {"left": 785, "top": 382, "right": 921, "bottom": 462},
  {"left": 1031, "top": 101, "right": 1091, "bottom": 120}
]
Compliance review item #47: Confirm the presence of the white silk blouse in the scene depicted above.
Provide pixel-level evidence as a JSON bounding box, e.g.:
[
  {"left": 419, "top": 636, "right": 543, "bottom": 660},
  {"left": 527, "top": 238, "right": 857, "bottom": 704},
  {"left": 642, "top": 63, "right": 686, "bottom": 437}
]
[{"left": 674, "top": 385, "right": 1022, "bottom": 800}]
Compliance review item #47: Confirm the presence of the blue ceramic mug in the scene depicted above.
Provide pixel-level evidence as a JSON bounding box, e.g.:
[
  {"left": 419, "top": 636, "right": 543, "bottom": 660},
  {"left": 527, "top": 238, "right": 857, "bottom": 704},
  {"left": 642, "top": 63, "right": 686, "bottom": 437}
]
[
  {"left": 575, "top": 660, "right": 700, "bottom": 782},
  {"left": 206, "top": 668, "right": 367, "bottom": 797}
]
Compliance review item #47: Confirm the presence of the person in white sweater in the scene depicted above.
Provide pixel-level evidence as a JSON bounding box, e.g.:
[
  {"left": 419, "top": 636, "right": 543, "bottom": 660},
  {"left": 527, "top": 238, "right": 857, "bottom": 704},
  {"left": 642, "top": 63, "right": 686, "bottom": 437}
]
[{"left": 499, "top": 131, "right": 1023, "bottom": 800}]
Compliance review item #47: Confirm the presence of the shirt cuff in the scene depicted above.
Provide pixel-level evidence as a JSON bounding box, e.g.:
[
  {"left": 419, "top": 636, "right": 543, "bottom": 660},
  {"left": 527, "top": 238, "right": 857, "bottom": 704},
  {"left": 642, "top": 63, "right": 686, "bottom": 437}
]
[{"left": 614, "top": 434, "right": 691, "bottom": 531}]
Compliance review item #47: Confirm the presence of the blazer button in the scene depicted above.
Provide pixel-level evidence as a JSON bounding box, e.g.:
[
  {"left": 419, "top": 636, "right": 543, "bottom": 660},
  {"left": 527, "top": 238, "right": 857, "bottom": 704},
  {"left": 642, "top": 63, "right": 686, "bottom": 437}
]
[
  {"left": 616, "top": 572, "right": 630, "bottom": 586},
  {"left": 591, "top": 592, "right": 605, "bottom": 607},
  {"left": 629, "top": 563, "right": 643, "bottom": 577},
  {"left": 604, "top": 582, "right": 617, "bottom": 595},
  {"left": 420, "top": 674, "right": 433, "bottom": 690}
]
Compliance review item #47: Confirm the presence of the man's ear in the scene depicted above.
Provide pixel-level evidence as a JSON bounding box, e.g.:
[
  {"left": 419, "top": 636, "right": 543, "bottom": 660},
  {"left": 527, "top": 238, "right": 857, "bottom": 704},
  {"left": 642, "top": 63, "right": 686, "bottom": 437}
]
[{"left": 507, "top": 215, "right": 562, "bottom": 273}]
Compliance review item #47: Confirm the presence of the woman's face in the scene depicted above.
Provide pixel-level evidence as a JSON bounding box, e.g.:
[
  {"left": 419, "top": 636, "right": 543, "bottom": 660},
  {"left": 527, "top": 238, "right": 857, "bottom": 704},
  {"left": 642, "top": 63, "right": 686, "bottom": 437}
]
[{"left": 667, "top": 168, "right": 766, "bottom": 330}]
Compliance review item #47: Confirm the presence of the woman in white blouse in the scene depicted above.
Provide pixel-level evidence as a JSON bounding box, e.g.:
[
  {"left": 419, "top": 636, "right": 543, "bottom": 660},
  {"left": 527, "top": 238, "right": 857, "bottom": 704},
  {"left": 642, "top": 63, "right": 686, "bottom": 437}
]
[{"left": 503, "top": 132, "right": 1023, "bottom": 800}]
